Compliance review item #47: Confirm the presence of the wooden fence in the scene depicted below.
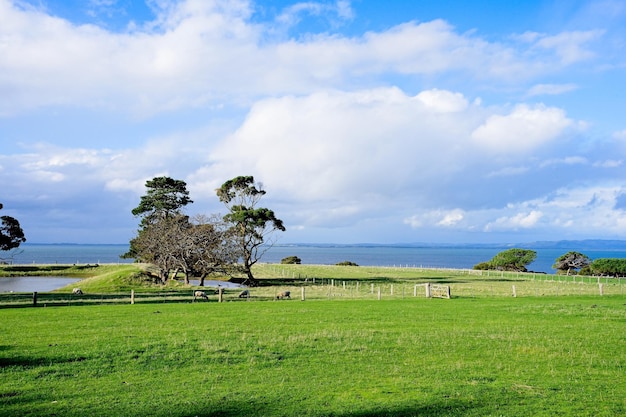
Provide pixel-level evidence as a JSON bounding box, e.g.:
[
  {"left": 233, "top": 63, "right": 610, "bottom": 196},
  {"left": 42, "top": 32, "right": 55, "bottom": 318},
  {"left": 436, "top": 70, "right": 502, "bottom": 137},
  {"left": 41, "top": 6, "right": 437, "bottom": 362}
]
[{"left": 1, "top": 277, "right": 623, "bottom": 308}]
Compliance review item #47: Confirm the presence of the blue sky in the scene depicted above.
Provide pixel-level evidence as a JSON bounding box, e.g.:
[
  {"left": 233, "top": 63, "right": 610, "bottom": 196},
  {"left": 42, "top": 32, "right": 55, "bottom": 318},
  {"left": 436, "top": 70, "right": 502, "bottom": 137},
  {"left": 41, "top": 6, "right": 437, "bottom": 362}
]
[{"left": 2, "top": 0, "right": 626, "bottom": 244}]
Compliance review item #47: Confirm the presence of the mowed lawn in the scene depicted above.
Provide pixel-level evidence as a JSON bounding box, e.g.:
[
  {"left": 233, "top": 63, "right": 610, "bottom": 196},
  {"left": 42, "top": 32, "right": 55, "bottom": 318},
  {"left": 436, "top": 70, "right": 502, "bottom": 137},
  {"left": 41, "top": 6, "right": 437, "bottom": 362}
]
[{"left": 1, "top": 296, "right": 624, "bottom": 417}]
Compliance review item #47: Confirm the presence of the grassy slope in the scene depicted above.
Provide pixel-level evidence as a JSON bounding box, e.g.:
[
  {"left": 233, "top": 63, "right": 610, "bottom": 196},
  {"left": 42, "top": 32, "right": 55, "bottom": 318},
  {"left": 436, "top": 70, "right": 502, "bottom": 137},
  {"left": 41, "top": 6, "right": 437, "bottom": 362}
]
[
  {"left": 1, "top": 297, "right": 624, "bottom": 417},
  {"left": 2, "top": 263, "right": 624, "bottom": 300}
]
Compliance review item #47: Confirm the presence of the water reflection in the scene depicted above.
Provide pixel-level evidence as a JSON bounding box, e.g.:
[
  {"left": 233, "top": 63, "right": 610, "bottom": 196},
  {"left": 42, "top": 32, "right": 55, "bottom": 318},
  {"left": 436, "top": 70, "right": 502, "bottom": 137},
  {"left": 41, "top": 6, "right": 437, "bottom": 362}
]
[
  {"left": 0, "top": 277, "right": 81, "bottom": 293},
  {"left": 189, "top": 280, "right": 247, "bottom": 288}
]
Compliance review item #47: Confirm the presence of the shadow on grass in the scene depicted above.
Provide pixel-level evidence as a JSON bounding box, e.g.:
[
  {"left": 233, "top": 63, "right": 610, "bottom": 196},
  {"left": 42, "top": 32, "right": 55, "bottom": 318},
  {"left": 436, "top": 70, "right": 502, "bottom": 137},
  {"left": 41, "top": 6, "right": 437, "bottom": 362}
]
[
  {"left": 0, "top": 352, "right": 87, "bottom": 369},
  {"left": 175, "top": 399, "right": 475, "bottom": 417}
]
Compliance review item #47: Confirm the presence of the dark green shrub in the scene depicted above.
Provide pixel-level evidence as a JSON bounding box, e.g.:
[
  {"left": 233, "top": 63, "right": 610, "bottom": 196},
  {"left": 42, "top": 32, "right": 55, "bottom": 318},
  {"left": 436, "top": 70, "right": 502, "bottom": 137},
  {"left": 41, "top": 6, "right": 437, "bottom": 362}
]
[
  {"left": 335, "top": 261, "right": 358, "bottom": 266},
  {"left": 589, "top": 258, "right": 626, "bottom": 277},
  {"left": 281, "top": 256, "right": 302, "bottom": 264},
  {"left": 473, "top": 262, "right": 492, "bottom": 270}
]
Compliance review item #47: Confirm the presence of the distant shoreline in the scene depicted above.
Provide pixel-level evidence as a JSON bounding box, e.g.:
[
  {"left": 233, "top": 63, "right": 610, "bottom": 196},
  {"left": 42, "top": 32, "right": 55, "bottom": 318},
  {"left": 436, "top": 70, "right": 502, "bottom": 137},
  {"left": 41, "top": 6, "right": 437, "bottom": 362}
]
[{"left": 21, "top": 239, "right": 626, "bottom": 250}]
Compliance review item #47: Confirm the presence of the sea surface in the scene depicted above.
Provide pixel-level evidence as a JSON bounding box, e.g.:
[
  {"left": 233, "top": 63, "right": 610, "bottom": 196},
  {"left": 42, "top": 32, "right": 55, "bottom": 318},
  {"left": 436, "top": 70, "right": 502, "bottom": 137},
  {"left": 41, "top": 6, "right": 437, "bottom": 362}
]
[{"left": 5, "top": 243, "right": 626, "bottom": 274}]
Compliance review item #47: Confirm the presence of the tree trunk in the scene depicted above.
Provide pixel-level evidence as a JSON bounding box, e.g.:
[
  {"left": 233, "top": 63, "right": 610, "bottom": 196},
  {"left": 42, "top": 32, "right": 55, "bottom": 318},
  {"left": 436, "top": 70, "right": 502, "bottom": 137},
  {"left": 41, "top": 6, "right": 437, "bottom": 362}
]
[
  {"left": 198, "top": 273, "right": 207, "bottom": 287},
  {"left": 243, "top": 268, "right": 258, "bottom": 287}
]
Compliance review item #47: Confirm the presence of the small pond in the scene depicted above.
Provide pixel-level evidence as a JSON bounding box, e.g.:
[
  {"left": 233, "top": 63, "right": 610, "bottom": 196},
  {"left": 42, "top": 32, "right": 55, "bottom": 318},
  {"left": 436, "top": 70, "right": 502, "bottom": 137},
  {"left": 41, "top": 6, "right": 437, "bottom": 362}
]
[
  {"left": 0, "top": 277, "right": 81, "bottom": 293},
  {"left": 189, "top": 280, "right": 247, "bottom": 289},
  {"left": 0, "top": 277, "right": 247, "bottom": 293}
]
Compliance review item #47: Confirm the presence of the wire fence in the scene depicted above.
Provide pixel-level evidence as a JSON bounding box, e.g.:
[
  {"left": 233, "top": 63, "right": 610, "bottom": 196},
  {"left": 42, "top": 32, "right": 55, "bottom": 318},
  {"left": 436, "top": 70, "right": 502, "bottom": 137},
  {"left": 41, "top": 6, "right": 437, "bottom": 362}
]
[{"left": 1, "top": 276, "right": 623, "bottom": 309}]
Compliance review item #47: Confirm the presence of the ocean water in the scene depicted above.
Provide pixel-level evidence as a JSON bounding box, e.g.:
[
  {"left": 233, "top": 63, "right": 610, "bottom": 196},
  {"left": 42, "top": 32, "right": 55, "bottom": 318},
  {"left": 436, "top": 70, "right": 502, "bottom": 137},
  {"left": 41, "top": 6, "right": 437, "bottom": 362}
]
[{"left": 4, "top": 243, "right": 626, "bottom": 274}]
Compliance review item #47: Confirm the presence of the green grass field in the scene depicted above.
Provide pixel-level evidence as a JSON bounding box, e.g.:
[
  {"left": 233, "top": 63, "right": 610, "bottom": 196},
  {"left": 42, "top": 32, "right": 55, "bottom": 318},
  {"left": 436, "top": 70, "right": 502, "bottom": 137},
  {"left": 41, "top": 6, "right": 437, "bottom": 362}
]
[
  {"left": 1, "top": 264, "right": 625, "bottom": 416},
  {"left": 1, "top": 297, "right": 625, "bottom": 416}
]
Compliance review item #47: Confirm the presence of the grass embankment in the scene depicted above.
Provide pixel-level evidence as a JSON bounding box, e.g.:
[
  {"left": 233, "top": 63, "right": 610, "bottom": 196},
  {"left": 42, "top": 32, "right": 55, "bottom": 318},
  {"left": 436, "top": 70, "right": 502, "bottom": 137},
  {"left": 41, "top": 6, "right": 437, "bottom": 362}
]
[
  {"left": 1, "top": 263, "right": 625, "bottom": 302},
  {"left": 1, "top": 297, "right": 624, "bottom": 416}
]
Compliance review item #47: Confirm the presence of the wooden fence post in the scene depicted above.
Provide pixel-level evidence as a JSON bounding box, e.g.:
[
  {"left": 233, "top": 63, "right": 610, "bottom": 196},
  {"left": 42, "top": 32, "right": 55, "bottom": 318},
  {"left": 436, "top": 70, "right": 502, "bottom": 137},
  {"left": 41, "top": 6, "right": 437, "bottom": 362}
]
[
  {"left": 218, "top": 287, "right": 224, "bottom": 303},
  {"left": 33, "top": 291, "right": 37, "bottom": 307},
  {"left": 425, "top": 283, "right": 431, "bottom": 298},
  {"left": 512, "top": 285, "right": 517, "bottom": 298},
  {"left": 377, "top": 287, "right": 381, "bottom": 300},
  {"left": 413, "top": 285, "right": 417, "bottom": 297},
  {"left": 131, "top": 289, "right": 135, "bottom": 304},
  {"left": 301, "top": 287, "right": 306, "bottom": 301},
  {"left": 599, "top": 283, "right": 604, "bottom": 296}
]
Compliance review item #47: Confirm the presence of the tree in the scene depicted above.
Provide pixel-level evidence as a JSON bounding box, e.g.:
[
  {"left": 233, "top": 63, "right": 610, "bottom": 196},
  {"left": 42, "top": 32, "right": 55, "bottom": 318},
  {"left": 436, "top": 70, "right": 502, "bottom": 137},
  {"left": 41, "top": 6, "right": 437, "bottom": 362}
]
[
  {"left": 588, "top": 258, "right": 626, "bottom": 277},
  {"left": 217, "top": 176, "right": 285, "bottom": 285},
  {"left": 553, "top": 251, "right": 591, "bottom": 275},
  {"left": 124, "top": 176, "right": 193, "bottom": 260},
  {"left": 1, "top": 203, "right": 26, "bottom": 254},
  {"left": 473, "top": 248, "right": 537, "bottom": 272},
  {"left": 132, "top": 176, "right": 193, "bottom": 227},
  {"left": 186, "top": 215, "right": 240, "bottom": 286},
  {"left": 130, "top": 214, "right": 191, "bottom": 283}
]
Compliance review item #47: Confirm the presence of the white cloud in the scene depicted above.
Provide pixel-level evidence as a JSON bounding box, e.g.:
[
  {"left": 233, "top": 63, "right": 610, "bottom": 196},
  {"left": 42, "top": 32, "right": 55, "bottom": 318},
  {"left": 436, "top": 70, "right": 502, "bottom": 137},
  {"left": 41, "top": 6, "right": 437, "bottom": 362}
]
[
  {"left": 613, "top": 129, "right": 626, "bottom": 140},
  {"left": 275, "top": 0, "right": 353, "bottom": 27},
  {"left": 486, "top": 166, "right": 529, "bottom": 177},
  {"left": 593, "top": 159, "right": 622, "bottom": 168},
  {"left": 533, "top": 30, "right": 604, "bottom": 64},
  {"left": 485, "top": 210, "right": 543, "bottom": 231},
  {"left": 526, "top": 83, "right": 578, "bottom": 97},
  {"left": 0, "top": 0, "right": 607, "bottom": 117},
  {"left": 471, "top": 104, "right": 574, "bottom": 153},
  {"left": 404, "top": 209, "right": 465, "bottom": 228},
  {"left": 415, "top": 89, "right": 468, "bottom": 113},
  {"left": 539, "top": 156, "right": 587, "bottom": 168},
  {"left": 514, "top": 29, "right": 604, "bottom": 64},
  {"left": 201, "top": 87, "right": 482, "bottom": 206}
]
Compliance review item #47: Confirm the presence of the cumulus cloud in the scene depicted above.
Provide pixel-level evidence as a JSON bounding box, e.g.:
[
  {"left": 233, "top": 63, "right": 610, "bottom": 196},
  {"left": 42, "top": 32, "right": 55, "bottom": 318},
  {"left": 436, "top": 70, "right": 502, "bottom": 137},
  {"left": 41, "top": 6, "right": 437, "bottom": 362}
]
[
  {"left": 0, "top": 0, "right": 606, "bottom": 117},
  {"left": 485, "top": 210, "right": 544, "bottom": 231},
  {"left": 401, "top": 183, "right": 626, "bottom": 237},
  {"left": 470, "top": 104, "right": 574, "bottom": 153},
  {"left": 199, "top": 87, "right": 482, "bottom": 207}
]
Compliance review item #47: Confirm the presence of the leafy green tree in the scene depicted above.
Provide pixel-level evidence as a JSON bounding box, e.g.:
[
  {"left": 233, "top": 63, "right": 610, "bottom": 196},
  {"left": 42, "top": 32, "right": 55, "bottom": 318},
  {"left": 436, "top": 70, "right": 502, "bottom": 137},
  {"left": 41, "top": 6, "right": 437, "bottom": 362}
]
[
  {"left": 132, "top": 176, "right": 193, "bottom": 226},
  {"left": 217, "top": 176, "right": 285, "bottom": 285},
  {"left": 124, "top": 176, "right": 193, "bottom": 260},
  {"left": 553, "top": 251, "right": 591, "bottom": 275},
  {"left": 474, "top": 248, "right": 537, "bottom": 272},
  {"left": 589, "top": 258, "right": 626, "bottom": 277},
  {"left": 1, "top": 203, "right": 26, "bottom": 254}
]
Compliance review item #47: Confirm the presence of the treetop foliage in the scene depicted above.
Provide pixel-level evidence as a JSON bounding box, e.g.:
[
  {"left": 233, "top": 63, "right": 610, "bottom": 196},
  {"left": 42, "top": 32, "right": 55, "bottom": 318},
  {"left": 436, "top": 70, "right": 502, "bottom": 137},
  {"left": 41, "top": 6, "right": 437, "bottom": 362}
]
[
  {"left": 552, "top": 251, "right": 591, "bottom": 273},
  {"left": 588, "top": 258, "right": 626, "bottom": 277},
  {"left": 473, "top": 248, "right": 537, "bottom": 272},
  {"left": 132, "top": 176, "right": 193, "bottom": 224},
  {"left": 216, "top": 175, "right": 265, "bottom": 207},
  {"left": 0, "top": 203, "right": 26, "bottom": 252}
]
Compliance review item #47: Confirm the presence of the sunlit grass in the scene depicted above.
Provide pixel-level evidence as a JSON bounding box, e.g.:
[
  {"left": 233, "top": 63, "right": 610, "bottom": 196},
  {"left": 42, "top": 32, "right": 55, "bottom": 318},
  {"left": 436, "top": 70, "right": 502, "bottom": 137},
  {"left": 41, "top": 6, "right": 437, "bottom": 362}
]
[{"left": 1, "top": 297, "right": 624, "bottom": 416}]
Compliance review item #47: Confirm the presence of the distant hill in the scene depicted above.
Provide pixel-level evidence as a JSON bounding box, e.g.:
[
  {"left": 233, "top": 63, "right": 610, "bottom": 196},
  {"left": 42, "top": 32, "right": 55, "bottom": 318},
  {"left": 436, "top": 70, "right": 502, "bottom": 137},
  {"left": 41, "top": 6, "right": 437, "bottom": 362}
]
[
  {"left": 514, "top": 240, "right": 626, "bottom": 250},
  {"left": 279, "top": 240, "right": 626, "bottom": 250}
]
